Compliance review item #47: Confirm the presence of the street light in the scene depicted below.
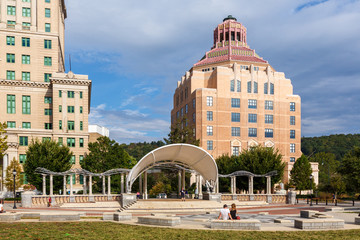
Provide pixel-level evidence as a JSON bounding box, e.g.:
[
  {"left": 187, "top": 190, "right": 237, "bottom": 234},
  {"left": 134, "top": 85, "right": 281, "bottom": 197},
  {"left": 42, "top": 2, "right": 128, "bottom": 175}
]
[
  {"left": 12, "top": 169, "right": 17, "bottom": 209},
  {"left": 309, "top": 175, "right": 313, "bottom": 206}
]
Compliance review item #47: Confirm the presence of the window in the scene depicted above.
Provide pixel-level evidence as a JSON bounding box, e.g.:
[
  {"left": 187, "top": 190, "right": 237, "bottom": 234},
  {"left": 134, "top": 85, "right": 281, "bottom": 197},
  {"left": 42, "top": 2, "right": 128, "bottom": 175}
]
[
  {"left": 290, "top": 130, "right": 295, "bottom": 139},
  {"left": 80, "top": 92, "right": 83, "bottom": 99},
  {"left": 45, "top": 8, "right": 51, "bottom": 17},
  {"left": 184, "top": 87, "right": 188, "bottom": 99},
  {"left": 192, "top": 113, "right": 195, "bottom": 122},
  {"left": 207, "top": 111, "right": 213, "bottom": 121},
  {"left": 22, "top": 122, "right": 31, "bottom": 129},
  {"left": 44, "top": 39, "right": 52, "bottom": 49},
  {"left": 44, "top": 73, "right": 52, "bottom": 82},
  {"left": 22, "top": 96, "right": 31, "bottom": 114},
  {"left": 248, "top": 128, "right": 257, "bottom": 137},
  {"left": 19, "top": 136, "right": 28, "bottom": 146},
  {"left": 207, "top": 126, "right": 213, "bottom": 136},
  {"left": 80, "top": 106, "right": 83, "bottom": 114},
  {"left": 80, "top": 138, "right": 84, "bottom": 147},
  {"left": 264, "top": 83, "right": 268, "bottom": 94},
  {"left": 270, "top": 83, "right": 274, "bottom": 95},
  {"left": 80, "top": 121, "right": 83, "bottom": 131},
  {"left": 230, "top": 80, "right": 235, "bottom": 92},
  {"left": 206, "top": 96, "right": 213, "bottom": 106},
  {"left": 59, "top": 120, "right": 62, "bottom": 130},
  {"left": 67, "top": 138, "right": 75, "bottom": 147},
  {"left": 67, "top": 106, "right": 75, "bottom": 113},
  {"left": 290, "top": 157, "right": 295, "bottom": 162},
  {"left": 6, "top": 36, "right": 15, "bottom": 46},
  {"left": 207, "top": 140, "right": 213, "bottom": 150},
  {"left": 45, "top": 23, "right": 51, "bottom": 32},
  {"left": 44, "top": 97, "right": 52, "bottom": 104},
  {"left": 248, "top": 114, "right": 257, "bottom": 123},
  {"left": 22, "top": 72, "right": 30, "bottom": 81},
  {"left": 290, "top": 143, "right": 295, "bottom": 153},
  {"left": 45, "top": 0, "right": 50, "bottom": 3},
  {"left": 231, "top": 127, "right": 240, "bottom": 136},
  {"left": 236, "top": 80, "right": 241, "bottom": 92},
  {"left": 241, "top": 65, "right": 249, "bottom": 70},
  {"left": 265, "top": 128, "right": 273, "bottom": 138},
  {"left": 265, "top": 100, "right": 273, "bottom": 110},
  {"left": 7, "top": 53, "right": 15, "bottom": 63},
  {"left": 42, "top": 137, "right": 51, "bottom": 142},
  {"left": 70, "top": 156, "right": 75, "bottom": 164},
  {"left": 180, "top": 108, "right": 183, "bottom": 116},
  {"left": 79, "top": 155, "right": 84, "bottom": 164},
  {"left": 67, "top": 174, "right": 76, "bottom": 184},
  {"left": 290, "top": 116, "right": 295, "bottom": 125},
  {"left": 247, "top": 81, "right": 251, "bottom": 93},
  {"left": 254, "top": 82, "right": 258, "bottom": 93},
  {"left": 7, "top": 95, "right": 16, "bottom": 114},
  {"left": 22, "top": 7, "right": 31, "bottom": 17},
  {"left": 23, "top": 0, "right": 31, "bottom": 2},
  {"left": 22, "top": 55, "right": 30, "bottom": 64},
  {"left": 176, "top": 111, "right": 179, "bottom": 119},
  {"left": 44, "top": 56, "right": 52, "bottom": 66},
  {"left": 231, "top": 98, "right": 240, "bottom": 108},
  {"left": 192, "top": 98, "right": 196, "bottom": 108},
  {"left": 231, "top": 113, "right": 240, "bottom": 122},
  {"left": 7, "top": 121, "right": 16, "bottom": 128},
  {"left": 58, "top": 137, "right": 63, "bottom": 146},
  {"left": 254, "top": 66, "right": 259, "bottom": 71},
  {"left": 68, "top": 91, "right": 75, "bottom": 98},
  {"left": 7, "top": 6, "right": 16, "bottom": 15},
  {"left": 59, "top": 105, "right": 62, "bottom": 112},
  {"left": 7, "top": 71, "right": 15, "bottom": 80},
  {"left": 44, "top": 123, "right": 52, "bottom": 129},
  {"left": 19, "top": 154, "right": 27, "bottom": 164},
  {"left": 248, "top": 99, "right": 257, "bottom": 109},
  {"left": 67, "top": 121, "right": 75, "bottom": 130},
  {"left": 59, "top": 90, "right": 62, "bottom": 97},
  {"left": 22, "top": 22, "right": 30, "bottom": 30},
  {"left": 232, "top": 146, "right": 240, "bottom": 156},
  {"left": 44, "top": 108, "right": 52, "bottom": 115},
  {"left": 290, "top": 102, "right": 295, "bottom": 111},
  {"left": 21, "top": 38, "right": 30, "bottom": 47},
  {"left": 185, "top": 104, "right": 188, "bottom": 114},
  {"left": 265, "top": 114, "right": 273, "bottom": 124},
  {"left": 7, "top": 21, "right": 16, "bottom": 28}
]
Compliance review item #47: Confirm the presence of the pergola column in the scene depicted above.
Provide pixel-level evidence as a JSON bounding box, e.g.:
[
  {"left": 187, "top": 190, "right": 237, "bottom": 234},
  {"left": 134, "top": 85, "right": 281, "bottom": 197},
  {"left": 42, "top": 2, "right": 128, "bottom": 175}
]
[
  {"left": 143, "top": 171, "right": 148, "bottom": 199},
  {"left": 108, "top": 175, "right": 111, "bottom": 195},
  {"left": 216, "top": 177, "right": 219, "bottom": 193},
  {"left": 181, "top": 169, "right": 185, "bottom": 190},
  {"left": 89, "top": 175, "right": 93, "bottom": 195},
  {"left": 231, "top": 176, "right": 236, "bottom": 194},
  {"left": 139, "top": 174, "right": 143, "bottom": 195},
  {"left": 102, "top": 176, "right": 106, "bottom": 195},
  {"left": 42, "top": 175, "right": 46, "bottom": 195},
  {"left": 121, "top": 173, "right": 124, "bottom": 193},
  {"left": 49, "top": 174, "right": 53, "bottom": 195},
  {"left": 178, "top": 170, "right": 181, "bottom": 195},
  {"left": 63, "top": 175, "right": 66, "bottom": 195},
  {"left": 199, "top": 175, "right": 203, "bottom": 195},
  {"left": 248, "top": 176, "right": 253, "bottom": 194},
  {"left": 125, "top": 172, "right": 129, "bottom": 193},
  {"left": 83, "top": 175, "right": 87, "bottom": 195},
  {"left": 266, "top": 176, "right": 271, "bottom": 194},
  {"left": 70, "top": 175, "right": 73, "bottom": 195}
]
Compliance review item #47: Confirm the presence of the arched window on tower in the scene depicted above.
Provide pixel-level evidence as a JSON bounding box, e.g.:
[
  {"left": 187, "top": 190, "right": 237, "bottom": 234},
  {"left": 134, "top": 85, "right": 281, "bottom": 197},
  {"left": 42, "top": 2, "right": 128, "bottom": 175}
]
[{"left": 230, "top": 80, "right": 235, "bottom": 92}]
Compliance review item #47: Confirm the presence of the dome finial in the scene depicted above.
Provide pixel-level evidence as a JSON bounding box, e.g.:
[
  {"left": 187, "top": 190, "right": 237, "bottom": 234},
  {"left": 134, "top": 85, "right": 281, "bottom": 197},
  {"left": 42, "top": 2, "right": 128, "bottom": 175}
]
[{"left": 223, "top": 15, "right": 237, "bottom": 22}]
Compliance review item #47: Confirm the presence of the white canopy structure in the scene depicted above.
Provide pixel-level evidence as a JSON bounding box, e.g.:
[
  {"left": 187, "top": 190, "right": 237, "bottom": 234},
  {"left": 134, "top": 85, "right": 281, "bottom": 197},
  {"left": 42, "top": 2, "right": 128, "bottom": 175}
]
[{"left": 126, "top": 143, "right": 218, "bottom": 193}]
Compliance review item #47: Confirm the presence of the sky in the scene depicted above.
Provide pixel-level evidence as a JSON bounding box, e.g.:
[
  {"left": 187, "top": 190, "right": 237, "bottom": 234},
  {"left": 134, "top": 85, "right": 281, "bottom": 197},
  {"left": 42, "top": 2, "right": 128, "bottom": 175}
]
[{"left": 63, "top": 0, "right": 360, "bottom": 144}]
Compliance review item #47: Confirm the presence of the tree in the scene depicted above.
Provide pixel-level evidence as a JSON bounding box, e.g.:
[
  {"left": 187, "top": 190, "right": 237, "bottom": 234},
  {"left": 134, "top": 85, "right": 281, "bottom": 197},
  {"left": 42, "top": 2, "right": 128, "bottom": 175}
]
[
  {"left": 339, "top": 147, "right": 360, "bottom": 193},
  {"left": 0, "top": 122, "right": 8, "bottom": 158},
  {"left": 23, "top": 139, "right": 72, "bottom": 193},
  {"left": 328, "top": 173, "right": 346, "bottom": 197},
  {"left": 121, "top": 141, "right": 165, "bottom": 161},
  {"left": 290, "top": 154, "right": 314, "bottom": 194},
  {"left": 5, "top": 157, "right": 23, "bottom": 192},
  {"left": 164, "top": 117, "right": 199, "bottom": 146},
  {"left": 81, "top": 136, "right": 136, "bottom": 193},
  {"left": 309, "top": 152, "right": 338, "bottom": 189},
  {"left": 149, "top": 181, "right": 171, "bottom": 196}
]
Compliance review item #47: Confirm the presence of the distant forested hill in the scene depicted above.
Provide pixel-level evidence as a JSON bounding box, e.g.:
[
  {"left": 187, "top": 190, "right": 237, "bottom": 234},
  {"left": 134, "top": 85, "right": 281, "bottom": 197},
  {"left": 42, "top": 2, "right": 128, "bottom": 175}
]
[
  {"left": 301, "top": 134, "right": 360, "bottom": 161},
  {"left": 121, "top": 141, "right": 165, "bottom": 161}
]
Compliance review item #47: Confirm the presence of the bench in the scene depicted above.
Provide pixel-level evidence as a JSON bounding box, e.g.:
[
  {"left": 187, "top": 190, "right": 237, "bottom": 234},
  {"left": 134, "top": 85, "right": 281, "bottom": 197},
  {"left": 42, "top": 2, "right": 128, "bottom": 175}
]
[
  {"left": 0, "top": 213, "right": 21, "bottom": 222},
  {"left": 137, "top": 216, "right": 181, "bottom": 226},
  {"left": 102, "top": 212, "right": 132, "bottom": 221},
  {"left": 300, "top": 210, "right": 319, "bottom": 218},
  {"left": 39, "top": 213, "right": 80, "bottom": 222},
  {"left": 211, "top": 219, "right": 261, "bottom": 230},
  {"left": 294, "top": 218, "right": 344, "bottom": 229},
  {"left": 103, "top": 213, "right": 114, "bottom": 221}
]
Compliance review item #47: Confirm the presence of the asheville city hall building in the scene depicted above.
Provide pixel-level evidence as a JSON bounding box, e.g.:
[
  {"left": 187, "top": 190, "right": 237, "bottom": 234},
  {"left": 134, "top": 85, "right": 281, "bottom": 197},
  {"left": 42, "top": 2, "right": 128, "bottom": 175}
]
[
  {"left": 0, "top": 0, "right": 92, "bottom": 192},
  {"left": 171, "top": 16, "right": 306, "bottom": 182}
]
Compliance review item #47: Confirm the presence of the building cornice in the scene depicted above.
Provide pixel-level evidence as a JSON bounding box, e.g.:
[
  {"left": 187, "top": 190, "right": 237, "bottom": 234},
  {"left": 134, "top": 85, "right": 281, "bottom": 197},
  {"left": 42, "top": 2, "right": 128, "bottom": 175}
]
[
  {"left": 0, "top": 79, "right": 50, "bottom": 88},
  {"left": 51, "top": 78, "right": 91, "bottom": 86}
]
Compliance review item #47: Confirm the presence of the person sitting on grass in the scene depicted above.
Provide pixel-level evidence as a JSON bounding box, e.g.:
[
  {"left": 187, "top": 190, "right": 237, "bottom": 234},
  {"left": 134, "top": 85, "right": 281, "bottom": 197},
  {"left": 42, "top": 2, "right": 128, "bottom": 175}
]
[
  {"left": 230, "top": 203, "right": 240, "bottom": 220},
  {"left": 218, "top": 204, "right": 233, "bottom": 220}
]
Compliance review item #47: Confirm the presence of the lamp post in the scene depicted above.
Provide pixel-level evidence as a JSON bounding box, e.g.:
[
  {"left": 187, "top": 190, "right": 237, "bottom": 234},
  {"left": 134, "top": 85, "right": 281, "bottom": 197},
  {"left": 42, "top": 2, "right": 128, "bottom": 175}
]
[
  {"left": 12, "top": 168, "right": 17, "bottom": 209},
  {"left": 309, "top": 175, "right": 313, "bottom": 206}
]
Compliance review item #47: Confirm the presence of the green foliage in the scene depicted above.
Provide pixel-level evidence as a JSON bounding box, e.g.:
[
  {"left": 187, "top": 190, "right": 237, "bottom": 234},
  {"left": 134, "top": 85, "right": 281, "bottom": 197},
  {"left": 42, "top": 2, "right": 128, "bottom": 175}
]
[
  {"left": 149, "top": 181, "right": 171, "bottom": 196},
  {"left": 339, "top": 147, "right": 360, "bottom": 193},
  {"left": 81, "top": 136, "right": 136, "bottom": 193},
  {"left": 0, "top": 122, "right": 8, "bottom": 158},
  {"left": 23, "top": 139, "right": 72, "bottom": 193},
  {"left": 5, "top": 157, "right": 23, "bottom": 192},
  {"left": 164, "top": 117, "right": 199, "bottom": 146},
  {"left": 121, "top": 141, "right": 164, "bottom": 161},
  {"left": 309, "top": 152, "right": 338, "bottom": 188},
  {"left": 290, "top": 154, "right": 315, "bottom": 193}
]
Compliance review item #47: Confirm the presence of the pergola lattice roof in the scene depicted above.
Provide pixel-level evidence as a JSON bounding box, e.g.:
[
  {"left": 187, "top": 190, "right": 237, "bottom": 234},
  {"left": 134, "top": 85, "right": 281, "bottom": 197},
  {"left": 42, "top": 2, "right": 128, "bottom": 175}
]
[
  {"left": 35, "top": 167, "right": 130, "bottom": 177},
  {"left": 219, "top": 170, "right": 277, "bottom": 178}
]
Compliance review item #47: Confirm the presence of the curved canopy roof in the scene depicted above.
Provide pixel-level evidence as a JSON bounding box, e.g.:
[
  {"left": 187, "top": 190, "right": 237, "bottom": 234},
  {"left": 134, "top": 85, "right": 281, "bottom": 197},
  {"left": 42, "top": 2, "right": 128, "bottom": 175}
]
[{"left": 126, "top": 144, "right": 218, "bottom": 192}]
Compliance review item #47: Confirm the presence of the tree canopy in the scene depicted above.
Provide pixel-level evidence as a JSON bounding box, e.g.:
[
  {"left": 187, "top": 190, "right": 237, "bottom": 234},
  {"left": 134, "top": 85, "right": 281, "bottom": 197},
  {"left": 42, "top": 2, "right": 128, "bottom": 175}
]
[
  {"left": 338, "top": 147, "right": 360, "bottom": 193},
  {"left": 121, "top": 141, "right": 164, "bottom": 161},
  {"left": 289, "top": 154, "right": 315, "bottom": 194},
  {"left": 0, "top": 122, "right": 8, "bottom": 158},
  {"left": 164, "top": 117, "right": 199, "bottom": 146},
  {"left": 5, "top": 157, "right": 23, "bottom": 192}
]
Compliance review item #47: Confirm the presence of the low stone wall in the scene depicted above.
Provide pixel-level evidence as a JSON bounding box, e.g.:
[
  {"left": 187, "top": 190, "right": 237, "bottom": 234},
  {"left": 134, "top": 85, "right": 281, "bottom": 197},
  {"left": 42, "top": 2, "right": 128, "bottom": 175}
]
[
  {"left": 114, "top": 213, "right": 132, "bottom": 221},
  {"left": 39, "top": 213, "right": 80, "bottom": 222},
  {"left": 221, "top": 194, "right": 287, "bottom": 203},
  {"left": 300, "top": 210, "right": 319, "bottom": 218},
  {"left": 20, "top": 212, "right": 41, "bottom": 218},
  {"left": 138, "top": 216, "right": 181, "bottom": 226},
  {"left": 294, "top": 218, "right": 344, "bottom": 229},
  {"left": 28, "top": 195, "right": 122, "bottom": 207},
  {"left": 355, "top": 217, "right": 360, "bottom": 225},
  {"left": 211, "top": 219, "right": 261, "bottom": 230},
  {"left": 0, "top": 213, "right": 21, "bottom": 222}
]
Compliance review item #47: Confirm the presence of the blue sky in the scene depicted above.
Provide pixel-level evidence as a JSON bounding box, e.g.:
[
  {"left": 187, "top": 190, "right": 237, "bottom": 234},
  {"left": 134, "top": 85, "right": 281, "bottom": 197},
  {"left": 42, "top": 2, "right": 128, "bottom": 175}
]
[{"left": 64, "top": 0, "right": 360, "bottom": 143}]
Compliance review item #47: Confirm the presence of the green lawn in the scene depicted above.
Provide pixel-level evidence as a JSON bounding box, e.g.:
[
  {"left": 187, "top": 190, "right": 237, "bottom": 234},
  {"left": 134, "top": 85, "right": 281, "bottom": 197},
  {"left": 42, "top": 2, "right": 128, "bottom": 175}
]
[{"left": 0, "top": 222, "right": 360, "bottom": 240}]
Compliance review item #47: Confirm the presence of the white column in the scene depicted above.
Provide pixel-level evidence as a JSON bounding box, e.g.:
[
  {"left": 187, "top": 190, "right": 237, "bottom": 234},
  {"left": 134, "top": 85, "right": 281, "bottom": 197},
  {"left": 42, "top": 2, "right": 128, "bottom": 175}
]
[
  {"left": 49, "top": 174, "right": 53, "bottom": 195},
  {"left": 102, "top": 176, "right": 106, "bottom": 195},
  {"left": 231, "top": 177, "right": 234, "bottom": 194},
  {"left": 83, "top": 175, "right": 87, "bottom": 195},
  {"left": 139, "top": 174, "right": 143, "bottom": 195},
  {"left": 216, "top": 177, "right": 219, "bottom": 193},
  {"left": 178, "top": 170, "right": 181, "bottom": 195},
  {"left": 199, "top": 175, "right": 203, "bottom": 195},
  {"left": 89, "top": 176, "right": 93, "bottom": 195},
  {"left": 70, "top": 175, "right": 73, "bottom": 195},
  {"left": 125, "top": 172, "right": 129, "bottom": 193},
  {"left": 181, "top": 169, "right": 186, "bottom": 190},
  {"left": 42, "top": 175, "right": 46, "bottom": 195},
  {"left": 63, "top": 175, "right": 66, "bottom": 195},
  {"left": 248, "top": 176, "right": 253, "bottom": 195},
  {"left": 266, "top": 176, "right": 271, "bottom": 194},
  {"left": 144, "top": 171, "right": 148, "bottom": 199},
  {"left": 121, "top": 173, "right": 124, "bottom": 193},
  {"left": 107, "top": 175, "right": 111, "bottom": 195},
  {"left": 2, "top": 154, "right": 8, "bottom": 191},
  {"left": 233, "top": 176, "right": 236, "bottom": 194}
]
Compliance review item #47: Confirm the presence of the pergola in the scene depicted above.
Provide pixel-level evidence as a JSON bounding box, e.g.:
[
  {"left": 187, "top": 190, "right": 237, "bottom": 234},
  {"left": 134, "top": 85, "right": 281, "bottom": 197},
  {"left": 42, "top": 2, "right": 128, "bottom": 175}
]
[
  {"left": 219, "top": 170, "right": 278, "bottom": 194},
  {"left": 35, "top": 167, "right": 130, "bottom": 196}
]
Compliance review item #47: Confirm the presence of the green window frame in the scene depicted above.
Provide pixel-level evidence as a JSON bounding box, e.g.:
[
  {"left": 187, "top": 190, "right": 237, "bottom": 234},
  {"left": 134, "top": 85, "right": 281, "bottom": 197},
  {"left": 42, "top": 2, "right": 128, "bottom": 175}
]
[
  {"left": 59, "top": 105, "right": 62, "bottom": 112},
  {"left": 45, "top": 0, "right": 50, "bottom": 3},
  {"left": 79, "top": 155, "right": 84, "bottom": 164},
  {"left": 6, "top": 36, "right": 15, "bottom": 46},
  {"left": 80, "top": 121, "right": 83, "bottom": 131},
  {"left": 22, "top": 55, "right": 30, "bottom": 64},
  {"left": 80, "top": 175, "right": 84, "bottom": 184},
  {"left": 7, "top": 6, "right": 16, "bottom": 15},
  {"left": 7, "top": 121, "right": 16, "bottom": 128},
  {"left": 44, "top": 108, "right": 52, "bottom": 115},
  {"left": 22, "top": 22, "right": 30, "bottom": 30},
  {"left": 67, "top": 91, "right": 75, "bottom": 98},
  {"left": 44, "top": 123, "right": 52, "bottom": 129},
  {"left": 21, "top": 173, "right": 28, "bottom": 184},
  {"left": 70, "top": 156, "right": 75, "bottom": 164},
  {"left": 19, "top": 136, "right": 28, "bottom": 146},
  {"left": 59, "top": 120, "right": 62, "bottom": 130},
  {"left": 22, "top": 95, "right": 31, "bottom": 114},
  {"left": 67, "top": 121, "right": 74, "bottom": 130},
  {"left": 22, "top": 7, "right": 31, "bottom": 17},
  {"left": 22, "top": 37, "right": 30, "bottom": 47},
  {"left": 80, "top": 92, "right": 83, "bottom": 99},
  {"left": 79, "top": 138, "right": 84, "bottom": 147},
  {"left": 80, "top": 106, "right": 83, "bottom": 114},
  {"left": 67, "top": 106, "right": 75, "bottom": 113},
  {"left": 44, "top": 97, "right": 52, "bottom": 104},
  {"left": 44, "top": 56, "right": 52, "bottom": 66},
  {"left": 42, "top": 137, "right": 51, "bottom": 142},
  {"left": 59, "top": 90, "right": 62, "bottom": 97},
  {"left": 7, "top": 21, "right": 16, "bottom": 28},
  {"left": 58, "top": 137, "right": 63, "bottom": 146},
  {"left": 45, "top": 8, "right": 51, "bottom": 18},
  {"left": 22, "top": 122, "right": 31, "bottom": 129},
  {"left": 44, "top": 73, "right": 52, "bottom": 82},
  {"left": 45, "top": 23, "right": 51, "bottom": 32},
  {"left": 6, "top": 71, "right": 15, "bottom": 80},
  {"left": 7, "top": 95, "right": 16, "bottom": 114},
  {"left": 7, "top": 53, "right": 15, "bottom": 63},
  {"left": 44, "top": 39, "right": 52, "bottom": 49},
  {"left": 19, "top": 154, "right": 27, "bottom": 164},
  {"left": 22, "top": 72, "right": 30, "bottom": 81},
  {"left": 22, "top": 0, "right": 31, "bottom": 2},
  {"left": 67, "top": 138, "right": 75, "bottom": 147}
]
